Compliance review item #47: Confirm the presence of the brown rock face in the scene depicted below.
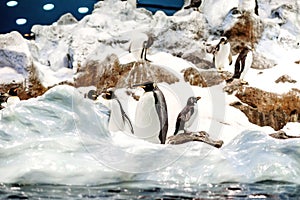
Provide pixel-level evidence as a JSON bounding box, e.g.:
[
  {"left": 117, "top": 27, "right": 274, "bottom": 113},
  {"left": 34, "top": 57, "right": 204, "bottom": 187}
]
[
  {"left": 0, "top": 64, "right": 49, "bottom": 100},
  {"left": 224, "top": 12, "right": 263, "bottom": 54},
  {"left": 75, "top": 54, "right": 179, "bottom": 92},
  {"left": 231, "top": 87, "right": 300, "bottom": 130},
  {"left": 182, "top": 67, "right": 232, "bottom": 87}
]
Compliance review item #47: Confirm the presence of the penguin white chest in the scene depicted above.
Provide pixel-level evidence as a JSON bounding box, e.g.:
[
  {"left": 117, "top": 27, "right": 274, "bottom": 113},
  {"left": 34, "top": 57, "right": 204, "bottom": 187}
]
[
  {"left": 134, "top": 92, "right": 160, "bottom": 144},
  {"left": 185, "top": 105, "right": 198, "bottom": 131},
  {"left": 107, "top": 100, "right": 125, "bottom": 132},
  {"left": 6, "top": 96, "right": 20, "bottom": 106},
  {"left": 240, "top": 50, "right": 253, "bottom": 80},
  {"left": 129, "top": 33, "right": 148, "bottom": 61},
  {"left": 214, "top": 43, "right": 231, "bottom": 71}
]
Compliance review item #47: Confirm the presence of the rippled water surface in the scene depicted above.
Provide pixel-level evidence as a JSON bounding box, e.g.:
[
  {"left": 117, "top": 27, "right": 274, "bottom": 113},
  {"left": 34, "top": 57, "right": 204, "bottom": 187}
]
[{"left": 1, "top": 181, "right": 299, "bottom": 199}]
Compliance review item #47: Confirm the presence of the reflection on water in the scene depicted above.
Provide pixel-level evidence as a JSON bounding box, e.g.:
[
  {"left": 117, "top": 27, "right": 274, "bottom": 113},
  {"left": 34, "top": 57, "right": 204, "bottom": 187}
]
[{"left": 0, "top": 181, "right": 299, "bottom": 199}]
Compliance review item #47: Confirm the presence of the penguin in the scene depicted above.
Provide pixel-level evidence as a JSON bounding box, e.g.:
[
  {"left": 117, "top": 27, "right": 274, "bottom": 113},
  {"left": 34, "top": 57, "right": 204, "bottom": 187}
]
[
  {"left": 0, "top": 92, "right": 9, "bottom": 109},
  {"left": 129, "top": 32, "right": 154, "bottom": 62},
  {"left": 213, "top": 37, "right": 232, "bottom": 72},
  {"left": 2, "top": 87, "right": 21, "bottom": 107},
  {"left": 133, "top": 82, "right": 168, "bottom": 144},
  {"left": 174, "top": 96, "right": 201, "bottom": 135},
  {"left": 87, "top": 90, "right": 98, "bottom": 100},
  {"left": 184, "top": 0, "right": 202, "bottom": 10},
  {"left": 238, "top": 0, "right": 259, "bottom": 16},
  {"left": 227, "top": 45, "right": 253, "bottom": 83},
  {"left": 101, "top": 89, "right": 134, "bottom": 134}
]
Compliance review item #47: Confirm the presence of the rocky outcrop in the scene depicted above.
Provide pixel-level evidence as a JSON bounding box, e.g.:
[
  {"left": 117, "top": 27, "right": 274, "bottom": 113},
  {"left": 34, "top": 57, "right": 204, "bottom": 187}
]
[
  {"left": 231, "top": 87, "right": 300, "bottom": 130},
  {"left": 275, "top": 75, "right": 297, "bottom": 83},
  {"left": 269, "top": 130, "right": 300, "bottom": 140},
  {"left": 75, "top": 54, "right": 179, "bottom": 92},
  {"left": 182, "top": 67, "right": 232, "bottom": 87},
  {"left": 167, "top": 131, "right": 223, "bottom": 148},
  {"left": 224, "top": 12, "right": 264, "bottom": 54},
  {"left": 223, "top": 79, "right": 248, "bottom": 94},
  {"left": 252, "top": 51, "right": 277, "bottom": 69}
]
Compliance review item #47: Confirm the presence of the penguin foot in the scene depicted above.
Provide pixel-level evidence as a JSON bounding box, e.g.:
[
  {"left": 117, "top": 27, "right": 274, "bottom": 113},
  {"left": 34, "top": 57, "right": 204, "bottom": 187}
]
[
  {"left": 240, "top": 80, "right": 248, "bottom": 85},
  {"left": 226, "top": 78, "right": 234, "bottom": 83}
]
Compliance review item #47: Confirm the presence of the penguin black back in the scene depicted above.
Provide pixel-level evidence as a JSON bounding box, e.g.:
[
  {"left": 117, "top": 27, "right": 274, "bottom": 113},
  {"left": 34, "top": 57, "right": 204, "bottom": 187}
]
[
  {"left": 134, "top": 81, "right": 168, "bottom": 144},
  {"left": 232, "top": 46, "right": 251, "bottom": 79},
  {"left": 174, "top": 96, "right": 201, "bottom": 135}
]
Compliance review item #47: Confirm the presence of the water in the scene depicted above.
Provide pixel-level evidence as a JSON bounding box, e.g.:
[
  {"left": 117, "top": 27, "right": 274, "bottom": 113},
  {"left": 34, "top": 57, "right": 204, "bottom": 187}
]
[{"left": 0, "top": 181, "right": 299, "bottom": 199}]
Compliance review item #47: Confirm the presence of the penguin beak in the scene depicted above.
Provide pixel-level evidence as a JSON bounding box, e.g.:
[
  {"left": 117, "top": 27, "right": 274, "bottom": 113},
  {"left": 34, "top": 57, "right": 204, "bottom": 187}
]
[
  {"left": 196, "top": 96, "right": 201, "bottom": 101},
  {"left": 132, "top": 83, "right": 143, "bottom": 88},
  {"left": 133, "top": 83, "right": 145, "bottom": 89}
]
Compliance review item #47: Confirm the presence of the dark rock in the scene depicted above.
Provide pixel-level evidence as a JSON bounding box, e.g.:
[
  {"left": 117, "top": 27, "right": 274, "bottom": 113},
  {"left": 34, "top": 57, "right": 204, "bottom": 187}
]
[
  {"left": 269, "top": 130, "right": 300, "bottom": 139},
  {"left": 167, "top": 131, "right": 223, "bottom": 148},
  {"left": 275, "top": 75, "right": 297, "bottom": 83}
]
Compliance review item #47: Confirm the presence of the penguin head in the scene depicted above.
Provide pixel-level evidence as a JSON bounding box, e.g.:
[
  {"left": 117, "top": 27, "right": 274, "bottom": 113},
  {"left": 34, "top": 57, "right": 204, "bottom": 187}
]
[
  {"left": 187, "top": 96, "right": 201, "bottom": 105},
  {"left": 133, "top": 81, "right": 156, "bottom": 92},
  {"left": 8, "top": 87, "right": 19, "bottom": 96},
  {"left": 219, "top": 37, "right": 228, "bottom": 44},
  {"left": 87, "top": 90, "right": 98, "bottom": 100},
  {"left": 102, "top": 90, "right": 115, "bottom": 100}
]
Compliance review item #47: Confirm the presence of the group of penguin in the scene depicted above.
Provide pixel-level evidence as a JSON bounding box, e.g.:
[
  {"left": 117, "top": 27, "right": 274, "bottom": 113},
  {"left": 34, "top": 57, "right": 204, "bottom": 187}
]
[
  {"left": 89, "top": 82, "right": 201, "bottom": 144},
  {"left": 211, "top": 36, "right": 253, "bottom": 83},
  {"left": 0, "top": 87, "right": 21, "bottom": 109}
]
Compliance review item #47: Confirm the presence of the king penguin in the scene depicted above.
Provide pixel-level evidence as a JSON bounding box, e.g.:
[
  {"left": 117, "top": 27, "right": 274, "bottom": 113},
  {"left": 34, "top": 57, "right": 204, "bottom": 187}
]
[
  {"left": 101, "top": 89, "right": 134, "bottom": 134},
  {"left": 133, "top": 82, "right": 168, "bottom": 144},
  {"left": 174, "top": 96, "right": 201, "bottom": 135},
  {"left": 229, "top": 45, "right": 253, "bottom": 83},
  {"left": 129, "top": 32, "right": 154, "bottom": 62},
  {"left": 213, "top": 37, "right": 232, "bottom": 72}
]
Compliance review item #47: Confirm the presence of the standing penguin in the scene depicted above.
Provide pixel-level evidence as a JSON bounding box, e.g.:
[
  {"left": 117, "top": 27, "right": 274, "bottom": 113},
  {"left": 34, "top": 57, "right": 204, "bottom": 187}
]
[
  {"left": 213, "top": 37, "right": 232, "bottom": 72},
  {"left": 238, "top": 0, "right": 259, "bottom": 16},
  {"left": 134, "top": 82, "right": 168, "bottom": 144},
  {"left": 129, "top": 32, "right": 154, "bottom": 62},
  {"left": 228, "top": 45, "right": 253, "bottom": 83},
  {"left": 174, "top": 96, "right": 201, "bottom": 135},
  {"left": 101, "top": 89, "right": 134, "bottom": 134}
]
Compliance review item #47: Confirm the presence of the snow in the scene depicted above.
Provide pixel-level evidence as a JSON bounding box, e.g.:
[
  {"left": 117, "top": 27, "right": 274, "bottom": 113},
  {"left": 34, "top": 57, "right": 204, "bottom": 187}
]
[{"left": 0, "top": 0, "right": 300, "bottom": 185}]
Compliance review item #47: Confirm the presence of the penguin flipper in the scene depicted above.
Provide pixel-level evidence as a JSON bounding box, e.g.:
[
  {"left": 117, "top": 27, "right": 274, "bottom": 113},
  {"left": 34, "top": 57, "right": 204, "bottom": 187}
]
[
  {"left": 116, "top": 99, "right": 134, "bottom": 134},
  {"left": 123, "top": 113, "right": 134, "bottom": 134},
  {"left": 174, "top": 116, "right": 184, "bottom": 135},
  {"left": 228, "top": 52, "right": 233, "bottom": 65},
  {"left": 154, "top": 88, "right": 168, "bottom": 144}
]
